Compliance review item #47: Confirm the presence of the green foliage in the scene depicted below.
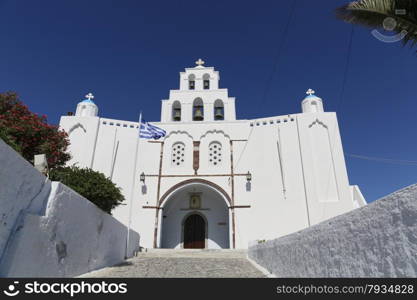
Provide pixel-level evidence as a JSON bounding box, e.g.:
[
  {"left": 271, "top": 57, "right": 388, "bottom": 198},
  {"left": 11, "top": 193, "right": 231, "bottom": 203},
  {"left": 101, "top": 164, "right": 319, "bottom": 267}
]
[
  {"left": 0, "top": 92, "right": 70, "bottom": 168},
  {"left": 49, "top": 166, "right": 125, "bottom": 214},
  {"left": 0, "top": 126, "right": 21, "bottom": 153},
  {"left": 336, "top": 0, "right": 417, "bottom": 49}
]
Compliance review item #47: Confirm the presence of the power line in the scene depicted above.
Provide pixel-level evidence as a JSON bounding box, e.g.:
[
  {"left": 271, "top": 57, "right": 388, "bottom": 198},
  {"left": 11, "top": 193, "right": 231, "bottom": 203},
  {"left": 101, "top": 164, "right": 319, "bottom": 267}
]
[
  {"left": 318, "top": 24, "right": 355, "bottom": 209},
  {"left": 258, "top": 0, "right": 297, "bottom": 112},
  {"left": 346, "top": 153, "right": 417, "bottom": 166},
  {"left": 336, "top": 24, "right": 355, "bottom": 113},
  {"left": 234, "top": 123, "right": 255, "bottom": 170},
  {"left": 236, "top": 1, "right": 297, "bottom": 170}
]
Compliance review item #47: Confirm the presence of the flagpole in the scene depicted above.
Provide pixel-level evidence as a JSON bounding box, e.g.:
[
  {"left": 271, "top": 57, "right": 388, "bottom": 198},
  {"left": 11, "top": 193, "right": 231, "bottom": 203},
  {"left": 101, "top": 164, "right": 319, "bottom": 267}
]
[{"left": 125, "top": 111, "right": 142, "bottom": 259}]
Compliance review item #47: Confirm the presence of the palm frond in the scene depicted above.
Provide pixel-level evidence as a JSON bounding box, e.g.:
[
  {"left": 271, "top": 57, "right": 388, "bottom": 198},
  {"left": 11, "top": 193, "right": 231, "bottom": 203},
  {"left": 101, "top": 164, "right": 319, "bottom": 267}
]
[{"left": 336, "top": 0, "right": 417, "bottom": 49}]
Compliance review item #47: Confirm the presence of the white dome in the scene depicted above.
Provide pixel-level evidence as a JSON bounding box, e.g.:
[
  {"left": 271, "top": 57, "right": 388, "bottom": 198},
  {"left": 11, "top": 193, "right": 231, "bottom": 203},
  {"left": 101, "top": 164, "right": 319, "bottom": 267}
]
[
  {"left": 301, "top": 89, "right": 324, "bottom": 113},
  {"left": 75, "top": 98, "right": 99, "bottom": 117}
]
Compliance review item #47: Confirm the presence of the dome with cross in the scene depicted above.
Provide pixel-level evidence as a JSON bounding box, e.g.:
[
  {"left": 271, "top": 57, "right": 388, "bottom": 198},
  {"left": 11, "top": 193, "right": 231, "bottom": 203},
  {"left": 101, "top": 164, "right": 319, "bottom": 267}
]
[
  {"left": 75, "top": 92, "right": 99, "bottom": 117},
  {"left": 301, "top": 88, "right": 324, "bottom": 113}
]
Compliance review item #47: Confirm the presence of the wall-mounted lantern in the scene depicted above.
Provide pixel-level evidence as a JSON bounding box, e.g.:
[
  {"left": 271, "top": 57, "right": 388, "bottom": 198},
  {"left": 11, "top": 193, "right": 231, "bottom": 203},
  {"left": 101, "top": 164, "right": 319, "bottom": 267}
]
[
  {"left": 246, "top": 171, "right": 252, "bottom": 192},
  {"left": 140, "top": 172, "right": 145, "bottom": 183},
  {"left": 246, "top": 171, "right": 252, "bottom": 182}
]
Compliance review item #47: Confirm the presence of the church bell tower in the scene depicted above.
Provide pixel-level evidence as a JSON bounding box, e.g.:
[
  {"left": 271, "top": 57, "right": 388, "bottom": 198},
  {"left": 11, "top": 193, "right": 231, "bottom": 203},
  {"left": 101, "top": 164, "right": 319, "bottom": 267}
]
[{"left": 160, "top": 59, "right": 236, "bottom": 123}]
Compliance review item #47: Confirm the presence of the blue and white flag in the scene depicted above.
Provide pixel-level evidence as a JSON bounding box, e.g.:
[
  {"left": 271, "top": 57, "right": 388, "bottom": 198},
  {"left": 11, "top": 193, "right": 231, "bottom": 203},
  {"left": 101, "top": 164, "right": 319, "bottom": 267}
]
[{"left": 139, "top": 121, "right": 166, "bottom": 140}]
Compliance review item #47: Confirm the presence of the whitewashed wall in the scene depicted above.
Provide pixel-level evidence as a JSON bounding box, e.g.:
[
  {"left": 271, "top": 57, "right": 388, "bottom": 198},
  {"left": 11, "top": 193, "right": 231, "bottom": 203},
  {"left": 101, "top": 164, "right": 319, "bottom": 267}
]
[
  {"left": 0, "top": 139, "right": 139, "bottom": 277},
  {"left": 248, "top": 183, "right": 417, "bottom": 277},
  {"left": 61, "top": 111, "right": 364, "bottom": 249},
  {"left": 60, "top": 65, "right": 365, "bottom": 250},
  {"left": 0, "top": 139, "right": 50, "bottom": 260}
]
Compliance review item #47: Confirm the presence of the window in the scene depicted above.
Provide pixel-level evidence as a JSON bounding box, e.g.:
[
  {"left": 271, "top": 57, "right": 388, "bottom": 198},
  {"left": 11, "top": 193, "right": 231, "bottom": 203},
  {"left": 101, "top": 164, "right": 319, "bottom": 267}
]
[
  {"left": 188, "top": 74, "right": 195, "bottom": 90},
  {"left": 214, "top": 99, "right": 224, "bottom": 120},
  {"left": 203, "top": 74, "right": 210, "bottom": 90},
  {"left": 208, "top": 142, "right": 222, "bottom": 166},
  {"left": 172, "top": 101, "right": 181, "bottom": 121},
  {"left": 193, "top": 98, "right": 204, "bottom": 121},
  {"left": 172, "top": 142, "right": 185, "bottom": 166},
  {"left": 311, "top": 101, "right": 318, "bottom": 113},
  {"left": 79, "top": 105, "right": 87, "bottom": 116}
]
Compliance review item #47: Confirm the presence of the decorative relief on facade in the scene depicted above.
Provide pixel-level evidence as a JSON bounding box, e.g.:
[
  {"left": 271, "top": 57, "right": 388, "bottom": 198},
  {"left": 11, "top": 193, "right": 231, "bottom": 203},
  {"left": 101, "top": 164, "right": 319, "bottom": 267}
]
[
  {"left": 308, "top": 118, "right": 340, "bottom": 203},
  {"left": 209, "top": 142, "right": 222, "bottom": 166},
  {"left": 189, "top": 193, "right": 202, "bottom": 209},
  {"left": 68, "top": 123, "right": 87, "bottom": 135},
  {"left": 308, "top": 118, "right": 328, "bottom": 129},
  {"left": 193, "top": 141, "right": 200, "bottom": 174},
  {"left": 172, "top": 142, "right": 185, "bottom": 166}
]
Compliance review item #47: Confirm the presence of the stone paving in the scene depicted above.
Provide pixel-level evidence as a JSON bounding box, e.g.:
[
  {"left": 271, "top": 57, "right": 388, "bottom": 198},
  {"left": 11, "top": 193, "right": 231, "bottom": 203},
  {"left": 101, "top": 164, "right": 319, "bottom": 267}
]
[{"left": 80, "top": 249, "right": 266, "bottom": 278}]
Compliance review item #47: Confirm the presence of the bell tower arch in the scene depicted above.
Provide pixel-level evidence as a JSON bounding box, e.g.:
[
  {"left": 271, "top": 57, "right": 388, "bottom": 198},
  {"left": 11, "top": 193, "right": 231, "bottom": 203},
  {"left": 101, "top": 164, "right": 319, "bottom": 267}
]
[{"left": 160, "top": 59, "right": 236, "bottom": 123}]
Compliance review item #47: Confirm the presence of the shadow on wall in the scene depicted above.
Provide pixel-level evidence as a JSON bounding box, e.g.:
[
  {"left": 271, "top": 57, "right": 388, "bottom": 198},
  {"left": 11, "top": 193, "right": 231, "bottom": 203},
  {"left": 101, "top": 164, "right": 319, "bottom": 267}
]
[{"left": 0, "top": 139, "right": 140, "bottom": 277}]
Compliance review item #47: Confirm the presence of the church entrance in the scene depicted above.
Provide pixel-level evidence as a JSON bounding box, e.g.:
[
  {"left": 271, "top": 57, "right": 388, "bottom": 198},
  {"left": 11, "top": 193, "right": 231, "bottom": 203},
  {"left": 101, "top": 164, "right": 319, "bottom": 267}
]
[
  {"left": 159, "top": 180, "right": 231, "bottom": 249},
  {"left": 183, "top": 214, "right": 206, "bottom": 249}
]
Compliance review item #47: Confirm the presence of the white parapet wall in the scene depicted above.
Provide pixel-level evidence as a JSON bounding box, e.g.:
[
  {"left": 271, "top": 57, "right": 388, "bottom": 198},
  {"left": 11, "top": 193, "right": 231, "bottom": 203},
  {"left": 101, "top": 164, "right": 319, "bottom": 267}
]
[
  {"left": 248, "top": 183, "right": 417, "bottom": 277},
  {"left": 0, "top": 139, "right": 140, "bottom": 277},
  {"left": 0, "top": 139, "right": 51, "bottom": 260}
]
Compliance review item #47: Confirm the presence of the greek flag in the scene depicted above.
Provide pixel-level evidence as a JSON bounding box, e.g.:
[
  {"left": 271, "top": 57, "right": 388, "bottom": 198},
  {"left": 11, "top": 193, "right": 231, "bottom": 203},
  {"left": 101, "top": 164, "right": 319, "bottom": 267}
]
[{"left": 139, "top": 121, "right": 166, "bottom": 139}]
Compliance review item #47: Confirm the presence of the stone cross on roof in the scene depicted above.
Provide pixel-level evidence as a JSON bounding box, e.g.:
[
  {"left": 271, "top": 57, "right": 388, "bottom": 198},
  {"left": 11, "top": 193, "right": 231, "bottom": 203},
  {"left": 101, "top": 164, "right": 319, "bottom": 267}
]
[
  {"left": 306, "top": 89, "right": 315, "bottom": 96},
  {"left": 195, "top": 58, "right": 205, "bottom": 66},
  {"left": 85, "top": 92, "right": 94, "bottom": 100}
]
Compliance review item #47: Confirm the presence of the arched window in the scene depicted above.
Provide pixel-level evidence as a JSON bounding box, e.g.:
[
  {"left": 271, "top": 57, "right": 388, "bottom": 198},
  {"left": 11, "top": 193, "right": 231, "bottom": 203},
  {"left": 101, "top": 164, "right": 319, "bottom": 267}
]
[
  {"left": 188, "top": 74, "right": 195, "bottom": 90},
  {"left": 214, "top": 99, "right": 224, "bottom": 121},
  {"left": 203, "top": 74, "right": 210, "bottom": 90},
  {"left": 172, "top": 101, "right": 181, "bottom": 121},
  {"left": 80, "top": 105, "right": 87, "bottom": 116},
  {"left": 193, "top": 98, "right": 204, "bottom": 121},
  {"left": 209, "top": 142, "right": 222, "bottom": 166},
  {"left": 311, "top": 101, "right": 318, "bottom": 113},
  {"left": 172, "top": 142, "right": 185, "bottom": 166}
]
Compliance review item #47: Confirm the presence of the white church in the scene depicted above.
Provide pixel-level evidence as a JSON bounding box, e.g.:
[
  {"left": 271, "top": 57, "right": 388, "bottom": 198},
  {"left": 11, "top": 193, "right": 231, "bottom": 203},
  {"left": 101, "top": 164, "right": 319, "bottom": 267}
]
[{"left": 59, "top": 59, "right": 366, "bottom": 250}]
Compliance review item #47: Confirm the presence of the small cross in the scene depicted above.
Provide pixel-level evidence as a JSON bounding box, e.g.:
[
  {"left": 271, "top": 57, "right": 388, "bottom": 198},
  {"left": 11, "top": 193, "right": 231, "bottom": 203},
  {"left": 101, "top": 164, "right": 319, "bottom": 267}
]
[
  {"left": 306, "top": 89, "right": 315, "bottom": 96},
  {"left": 85, "top": 92, "right": 94, "bottom": 100},
  {"left": 195, "top": 58, "right": 205, "bottom": 66}
]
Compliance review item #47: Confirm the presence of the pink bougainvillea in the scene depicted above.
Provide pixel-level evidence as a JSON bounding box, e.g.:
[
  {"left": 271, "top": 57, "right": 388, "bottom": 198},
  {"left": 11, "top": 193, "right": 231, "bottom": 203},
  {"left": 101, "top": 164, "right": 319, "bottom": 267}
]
[{"left": 0, "top": 92, "right": 70, "bottom": 169}]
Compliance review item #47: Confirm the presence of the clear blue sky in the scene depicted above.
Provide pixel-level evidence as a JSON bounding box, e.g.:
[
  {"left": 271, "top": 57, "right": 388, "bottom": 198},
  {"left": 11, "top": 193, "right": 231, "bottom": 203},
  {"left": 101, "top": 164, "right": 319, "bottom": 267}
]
[{"left": 1, "top": 0, "right": 417, "bottom": 203}]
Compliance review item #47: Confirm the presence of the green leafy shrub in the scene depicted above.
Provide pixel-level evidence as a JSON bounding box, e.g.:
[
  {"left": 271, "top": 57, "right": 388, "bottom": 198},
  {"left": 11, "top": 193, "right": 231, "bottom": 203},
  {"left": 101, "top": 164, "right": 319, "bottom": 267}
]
[
  {"left": 49, "top": 166, "right": 125, "bottom": 214},
  {"left": 0, "top": 126, "right": 21, "bottom": 153}
]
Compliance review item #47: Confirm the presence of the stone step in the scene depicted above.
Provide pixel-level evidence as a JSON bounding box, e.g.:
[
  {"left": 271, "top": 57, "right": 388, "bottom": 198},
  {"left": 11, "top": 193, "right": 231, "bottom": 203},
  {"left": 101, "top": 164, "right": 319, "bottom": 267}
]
[
  {"left": 143, "top": 248, "right": 246, "bottom": 253},
  {"left": 139, "top": 248, "right": 248, "bottom": 258},
  {"left": 80, "top": 249, "right": 266, "bottom": 278}
]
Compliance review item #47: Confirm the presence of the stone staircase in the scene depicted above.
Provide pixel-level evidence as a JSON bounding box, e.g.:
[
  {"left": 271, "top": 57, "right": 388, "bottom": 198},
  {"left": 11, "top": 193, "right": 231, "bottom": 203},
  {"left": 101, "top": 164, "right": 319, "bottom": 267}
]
[{"left": 81, "top": 249, "right": 267, "bottom": 278}]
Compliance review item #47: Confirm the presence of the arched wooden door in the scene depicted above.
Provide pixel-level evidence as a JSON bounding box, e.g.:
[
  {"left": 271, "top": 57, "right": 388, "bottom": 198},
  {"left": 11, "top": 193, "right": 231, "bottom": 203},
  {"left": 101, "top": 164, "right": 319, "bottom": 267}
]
[{"left": 183, "top": 214, "right": 206, "bottom": 249}]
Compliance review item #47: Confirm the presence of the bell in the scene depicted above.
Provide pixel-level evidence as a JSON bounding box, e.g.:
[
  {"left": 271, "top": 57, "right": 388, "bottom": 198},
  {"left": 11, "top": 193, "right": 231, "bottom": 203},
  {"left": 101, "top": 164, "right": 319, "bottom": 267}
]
[
  {"left": 215, "top": 107, "right": 224, "bottom": 120},
  {"left": 189, "top": 81, "right": 195, "bottom": 90},
  {"left": 173, "top": 109, "right": 181, "bottom": 121},
  {"left": 204, "top": 80, "right": 210, "bottom": 89},
  {"left": 194, "top": 107, "right": 204, "bottom": 121}
]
